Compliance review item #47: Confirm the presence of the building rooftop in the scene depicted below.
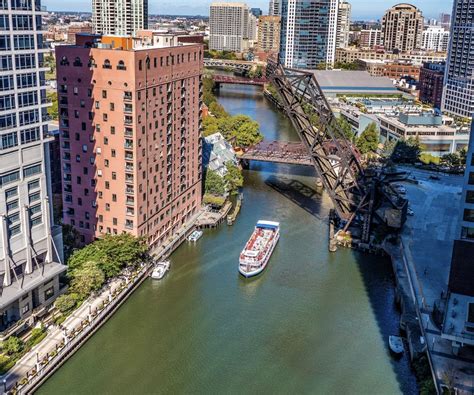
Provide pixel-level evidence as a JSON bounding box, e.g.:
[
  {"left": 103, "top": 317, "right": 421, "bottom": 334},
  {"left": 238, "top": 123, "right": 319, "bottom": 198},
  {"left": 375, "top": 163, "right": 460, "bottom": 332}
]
[
  {"left": 0, "top": 261, "right": 66, "bottom": 310},
  {"left": 310, "top": 70, "right": 398, "bottom": 95}
]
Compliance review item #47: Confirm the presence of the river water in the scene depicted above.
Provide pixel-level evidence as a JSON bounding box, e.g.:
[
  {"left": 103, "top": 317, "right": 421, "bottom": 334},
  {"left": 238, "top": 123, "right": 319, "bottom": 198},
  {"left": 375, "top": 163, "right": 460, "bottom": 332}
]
[{"left": 38, "top": 85, "right": 418, "bottom": 394}]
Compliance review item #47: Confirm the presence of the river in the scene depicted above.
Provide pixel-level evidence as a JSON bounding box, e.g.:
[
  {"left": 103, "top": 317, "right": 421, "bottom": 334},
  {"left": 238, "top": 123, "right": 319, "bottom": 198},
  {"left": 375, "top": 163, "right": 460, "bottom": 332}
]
[{"left": 38, "top": 84, "right": 418, "bottom": 394}]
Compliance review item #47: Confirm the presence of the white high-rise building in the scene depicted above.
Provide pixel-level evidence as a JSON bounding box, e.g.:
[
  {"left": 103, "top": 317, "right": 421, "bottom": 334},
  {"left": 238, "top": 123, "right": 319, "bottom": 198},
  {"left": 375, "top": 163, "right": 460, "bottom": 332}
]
[
  {"left": 0, "top": 0, "right": 65, "bottom": 338},
  {"left": 92, "top": 0, "right": 148, "bottom": 36},
  {"left": 422, "top": 26, "right": 450, "bottom": 52},
  {"left": 442, "top": 0, "right": 474, "bottom": 118},
  {"left": 268, "top": 0, "right": 281, "bottom": 16},
  {"left": 336, "top": 1, "right": 351, "bottom": 49},
  {"left": 209, "top": 2, "right": 251, "bottom": 52},
  {"left": 359, "top": 29, "right": 382, "bottom": 49}
]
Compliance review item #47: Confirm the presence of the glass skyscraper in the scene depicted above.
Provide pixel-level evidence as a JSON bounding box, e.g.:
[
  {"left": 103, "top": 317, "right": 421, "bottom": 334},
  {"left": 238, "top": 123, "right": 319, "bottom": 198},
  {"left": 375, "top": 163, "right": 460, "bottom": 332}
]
[{"left": 279, "top": 0, "right": 338, "bottom": 69}]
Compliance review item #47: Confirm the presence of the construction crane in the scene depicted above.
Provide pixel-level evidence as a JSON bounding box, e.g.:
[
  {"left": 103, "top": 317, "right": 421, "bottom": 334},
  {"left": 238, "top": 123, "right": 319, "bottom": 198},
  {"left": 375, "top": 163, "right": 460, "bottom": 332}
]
[{"left": 268, "top": 61, "right": 407, "bottom": 243}]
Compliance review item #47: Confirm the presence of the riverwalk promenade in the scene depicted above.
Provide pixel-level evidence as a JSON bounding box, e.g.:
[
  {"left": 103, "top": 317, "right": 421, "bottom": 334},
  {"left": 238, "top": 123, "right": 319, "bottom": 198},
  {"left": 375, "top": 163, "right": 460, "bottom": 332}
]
[{"left": 0, "top": 211, "right": 204, "bottom": 394}]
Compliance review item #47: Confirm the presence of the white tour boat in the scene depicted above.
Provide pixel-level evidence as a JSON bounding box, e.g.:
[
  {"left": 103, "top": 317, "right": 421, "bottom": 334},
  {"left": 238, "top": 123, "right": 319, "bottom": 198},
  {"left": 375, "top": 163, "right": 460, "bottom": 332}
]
[
  {"left": 188, "top": 230, "right": 203, "bottom": 242},
  {"left": 151, "top": 261, "right": 170, "bottom": 280},
  {"left": 239, "top": 220, "right": 280, "bottom": 278}
]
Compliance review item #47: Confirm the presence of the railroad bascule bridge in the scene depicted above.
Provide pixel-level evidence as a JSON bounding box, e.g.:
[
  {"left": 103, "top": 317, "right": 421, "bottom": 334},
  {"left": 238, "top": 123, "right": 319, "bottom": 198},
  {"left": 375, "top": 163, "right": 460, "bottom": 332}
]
[{"left": 243, "top": 62, "right": 408, "bottom": 250}]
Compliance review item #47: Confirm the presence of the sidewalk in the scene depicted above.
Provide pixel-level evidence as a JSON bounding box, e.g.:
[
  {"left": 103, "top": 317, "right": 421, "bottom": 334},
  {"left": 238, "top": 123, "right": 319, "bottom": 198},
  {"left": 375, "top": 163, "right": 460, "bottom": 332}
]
[{"left": 398, "top": 172, "right": 474, "bottom": 393}]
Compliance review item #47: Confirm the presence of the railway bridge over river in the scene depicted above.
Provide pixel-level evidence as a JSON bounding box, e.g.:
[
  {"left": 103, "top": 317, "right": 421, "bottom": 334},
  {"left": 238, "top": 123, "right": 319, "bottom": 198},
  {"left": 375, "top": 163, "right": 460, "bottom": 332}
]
[{"left": 240, "top": 141, "right": 312, "bottom": 167}]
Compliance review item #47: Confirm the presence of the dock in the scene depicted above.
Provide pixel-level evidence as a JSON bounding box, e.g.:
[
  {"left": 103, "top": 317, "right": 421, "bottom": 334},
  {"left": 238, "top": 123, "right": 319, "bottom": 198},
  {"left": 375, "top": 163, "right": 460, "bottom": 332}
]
[{"left": 196, "top": 201, "right": 232, "bottom": 229}]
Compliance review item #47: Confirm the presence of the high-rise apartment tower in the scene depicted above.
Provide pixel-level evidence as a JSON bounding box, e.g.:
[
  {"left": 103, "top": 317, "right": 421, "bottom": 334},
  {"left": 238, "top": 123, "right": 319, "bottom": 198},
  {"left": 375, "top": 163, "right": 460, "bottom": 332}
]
[
  {"left": 381, "top": 3, "right": 424, "bottom": 52},
  {"left": 279, "top": 0, "right": 339, "bottom": 69},
  {"left": 92, "top": 0, "right": 148, "bottom": 36},
  {"left": 56, "top": 33, "right": 203, "bottom": 248}
]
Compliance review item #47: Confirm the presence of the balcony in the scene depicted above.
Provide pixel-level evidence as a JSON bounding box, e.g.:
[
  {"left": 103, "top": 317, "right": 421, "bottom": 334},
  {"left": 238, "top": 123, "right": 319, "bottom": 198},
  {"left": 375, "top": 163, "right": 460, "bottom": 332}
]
[
  {"left": 125, "top": 151, "right": 133, "bottom": 160},
  {"left": 124, "top": 140, "right": 133, "bottom": 149},
  {"left": 125, "top": 163, "right": 134, "bottom": 172},
  {"left": 124, "top": 92, "right": 132, "bottom": 100},
  {"left": 124, "top": 128, "right": 133, "bottom": 137},
  {"left": 124, "top": 104, "right": 133, "bottom": 114},
  {"left": 64, "top": 185, "right": 72, "bottom": 193},
  {"left": 126, "top": 186, "right": 134, "bottom": 194}
]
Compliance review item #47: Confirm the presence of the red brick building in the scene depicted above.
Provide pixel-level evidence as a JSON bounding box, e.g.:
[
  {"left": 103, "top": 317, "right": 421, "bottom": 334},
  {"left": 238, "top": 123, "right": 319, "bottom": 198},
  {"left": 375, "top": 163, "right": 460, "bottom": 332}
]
[
  {"left": 418, "top": 62, "right": 445, "bottom": 109},
  {"left": 56, "top": 32, "right": 203, "bottom": 247}
]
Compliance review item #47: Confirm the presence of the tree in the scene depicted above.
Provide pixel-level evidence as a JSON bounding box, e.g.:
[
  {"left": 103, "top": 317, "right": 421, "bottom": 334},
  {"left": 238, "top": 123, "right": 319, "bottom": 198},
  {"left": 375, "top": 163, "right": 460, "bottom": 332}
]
[
  {"left": 70, "top": 261, "right": 105, "bottom": 299},
  {"left": 208, "top": 101, "right": 228, "bottom": 118},
  {"left": 47, "top": 91, "right": 58, "bottom": 121},
  {"left": 391, "top": 138, "right": 421, "bottom": 163},
  {"left": 224, "top": 163, "right": 244, "bottom": 194},
  {"left": 62, "top": 224, "right": 81, "bottom": 263},
  {"left": 202, "top": 116, "right": 219, "bottom": 137},
  {"left": 68, "top": 234, "right": 147, "bottom": 279},
  {"left": 204, "top": 169, "right": 226, "bottom": 196},
  {"left": 441, "top": 153, "right": 462, "bottom": 168},
  {"left": 336, "top": 117, "right": 355, "bottom": 142},
  {"left": 55, "top": 293, "right": 80, "bottom": 314},
  {"left": 356, "top": 123, "right": 379, "bottom": 154},
  {"left": 2, "top": 337, "right": 24, "bottom": 356},
  {"left": 381, "top": 139, "right": 397, "bottom": 159}
]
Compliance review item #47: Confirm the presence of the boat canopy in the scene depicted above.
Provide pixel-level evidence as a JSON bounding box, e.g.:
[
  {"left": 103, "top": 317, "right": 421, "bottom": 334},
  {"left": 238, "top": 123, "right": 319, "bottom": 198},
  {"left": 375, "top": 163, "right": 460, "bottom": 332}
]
[
  {"left": 256, "top": 220, "right": 280, "bottom": 230},
  {"left": 243, "top": 250, "right": 259, "bottom": 257}
]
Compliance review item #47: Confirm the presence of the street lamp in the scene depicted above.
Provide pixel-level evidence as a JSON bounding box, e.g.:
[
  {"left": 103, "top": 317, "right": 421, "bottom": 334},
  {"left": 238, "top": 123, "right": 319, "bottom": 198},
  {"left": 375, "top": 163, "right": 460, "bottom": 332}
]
[{"left": 3, "top": 378, "right": 7, "bottom": 392}]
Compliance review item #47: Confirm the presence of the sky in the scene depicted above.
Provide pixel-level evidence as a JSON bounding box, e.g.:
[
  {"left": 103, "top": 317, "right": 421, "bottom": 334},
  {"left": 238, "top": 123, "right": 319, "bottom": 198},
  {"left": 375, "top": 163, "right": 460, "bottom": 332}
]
[{"left": 42, "top": 0, "right": 451, "bottom": 20}]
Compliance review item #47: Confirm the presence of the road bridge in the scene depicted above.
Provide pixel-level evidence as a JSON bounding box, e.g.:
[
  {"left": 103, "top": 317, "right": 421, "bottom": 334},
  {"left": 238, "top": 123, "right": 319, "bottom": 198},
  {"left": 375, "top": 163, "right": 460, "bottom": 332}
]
[
  {"left": 240, "top": 141, "right": 312, "bottom": 166},
  {"left": 213, "top": 75, "right": 267, "bottom": 87},
  {"left": 204, "top": 58, "right": 256, "bottom": 71}
]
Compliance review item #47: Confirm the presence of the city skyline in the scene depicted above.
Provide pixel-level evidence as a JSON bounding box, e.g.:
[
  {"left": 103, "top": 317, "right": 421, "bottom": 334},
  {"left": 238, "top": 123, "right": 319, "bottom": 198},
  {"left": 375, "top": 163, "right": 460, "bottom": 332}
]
[{"left": 43, "top": 0, "right": 450, "bottom": 19}]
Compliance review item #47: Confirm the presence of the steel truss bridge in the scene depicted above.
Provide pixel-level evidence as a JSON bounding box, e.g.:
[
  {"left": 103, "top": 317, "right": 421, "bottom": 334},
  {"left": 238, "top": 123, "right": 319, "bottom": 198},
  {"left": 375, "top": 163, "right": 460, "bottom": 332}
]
[
  {"left": 213, "top": 75, "right": 267, "bottom": 87},
  {"left": 268, "top": 61, "right": 407, "bottom": 242},
  {"left": 203, "top": 58, "right": 256, "bottom": 71},
  {"left": 241, "top": 141, "right": 312, "bottom": 166}
]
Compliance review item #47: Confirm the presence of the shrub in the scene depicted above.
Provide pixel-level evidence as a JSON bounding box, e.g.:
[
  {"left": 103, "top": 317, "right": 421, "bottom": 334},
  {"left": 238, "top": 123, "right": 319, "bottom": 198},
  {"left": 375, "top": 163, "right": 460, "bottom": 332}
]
[
  {"left": 55, "top": 293, "right": 79, "bottom": 314},
  {"left": 203, "top": 194, "right": 226, "bottom": 207},
  {"left": 2, "top": 336, "right": 24, "bottom": 356},
  {"left": 0, "top": 354, "right": 15, "bottom": 375}
]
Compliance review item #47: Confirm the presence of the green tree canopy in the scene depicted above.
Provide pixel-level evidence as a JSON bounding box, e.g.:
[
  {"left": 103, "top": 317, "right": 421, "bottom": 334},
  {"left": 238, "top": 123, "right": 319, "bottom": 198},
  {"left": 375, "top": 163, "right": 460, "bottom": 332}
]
[
  {"left": 70, "top": 260, "right": 106, "bottom": 298},
  {"left": 356, "top": 122, "right": 379, "bottom": 154},
  {"left": 224, "top": 162, "right": 244, "bottom": 194},
  {"left": 335, "top": 117, "right": 355, "bottom": 142},
  {"left": 54, "top": 293, "right": 80, "bottom": 314},
  {"left": 68, "top": 234, "right": 147, "bottom": 279},
  {"left": 2, "top": 337, "right": 24, "bottom": 356},
  {"left": 390, "top": 137, "right": 421, "bottom": 163},
  {"left": 204, "top": 169, "right": 226, "bottom": 196}
]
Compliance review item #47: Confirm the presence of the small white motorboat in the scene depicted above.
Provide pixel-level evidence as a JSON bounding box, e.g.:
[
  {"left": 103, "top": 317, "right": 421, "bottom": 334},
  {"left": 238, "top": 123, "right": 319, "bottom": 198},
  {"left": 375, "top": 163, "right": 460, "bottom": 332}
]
[
  {"left": 151, "top": 261, "right": 170, "bottom": 280},
  {"left": 389, "top": 335, "right": 404, "bottom": 355},
  {"left": 188, "top": 230, "right": 203, "bottom": 242}
]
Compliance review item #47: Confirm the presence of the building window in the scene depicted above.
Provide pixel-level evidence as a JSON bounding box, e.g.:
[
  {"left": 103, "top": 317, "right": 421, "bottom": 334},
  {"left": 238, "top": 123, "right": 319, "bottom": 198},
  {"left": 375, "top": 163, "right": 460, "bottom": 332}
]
[
  {"left": 469, "top": 173, "right": 474, "bottom": 186},
  {"left": 28, "top": 179, "right": 39, "bottom": 191},
  {"left": 29, "top": 191, "right": 40, "bottom": 203},
  {"left": 23, "top": 164, "right": 41, "bottom": 178},
  {"left": 31, "top": 215, "right": 42, "bottom": 227},
  {"left": 5, "top": 187, "right": 18, "bottom": 200},
  {"left": 103, "top": 59, "right": 112, "bottom": 69},
  {"left": 117, "top": 60, "right": 126, "bottom": 70},
  {"left": 464, "top": 209, "right": 474, "bottom": 223},
  {"left": 44, "top": 286, "right": 54, "bottom": 300},
  {"left": 21, "top": 303, "right": 29, "bottom": 315},
  {"left": 467, "top": 191, "right": 474, "bottom": 204},
  {"left": 0, "top": 171, "right": 20, "bottom": 186},
  {"left": 461, "top": 226, "right": 474, "bottom": 240}
]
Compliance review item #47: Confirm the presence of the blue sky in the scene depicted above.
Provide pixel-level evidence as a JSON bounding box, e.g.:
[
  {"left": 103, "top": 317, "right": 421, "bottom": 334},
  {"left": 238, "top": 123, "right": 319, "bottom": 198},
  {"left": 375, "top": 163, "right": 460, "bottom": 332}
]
[{"left": 43, "top": 0, "right": 451, "bottom": 19}]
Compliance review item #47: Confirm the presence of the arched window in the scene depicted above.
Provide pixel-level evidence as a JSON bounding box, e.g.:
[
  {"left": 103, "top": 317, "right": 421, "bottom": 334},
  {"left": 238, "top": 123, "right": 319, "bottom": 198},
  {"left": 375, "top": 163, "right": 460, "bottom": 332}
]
[
  {"left": 103, "top": 59, "right": 112, "bottom": 69},
  {"left": 60, "top": 56, "right": 69, "bottom": 66},
  {"left": 73, "top": 57, "right": 82, "bottom": 67},
  {"left": 88, "top": 57, "right": 96, "bottom": 68},
  {"left": 117, "top": 60, "right": 126, "bottom": 71}
]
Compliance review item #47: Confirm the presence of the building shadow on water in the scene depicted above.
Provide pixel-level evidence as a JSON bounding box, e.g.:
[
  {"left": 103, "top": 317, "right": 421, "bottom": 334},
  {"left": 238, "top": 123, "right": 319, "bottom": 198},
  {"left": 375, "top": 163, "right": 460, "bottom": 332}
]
[
  {"left": 264, "top": 171, "right": 418, "bottom": 393},
  {"left": 265, "top": 174, "right": 327, "bottom": 221},
  {"left": 351, "top": 249, "right": 419, "bottom": 394}
]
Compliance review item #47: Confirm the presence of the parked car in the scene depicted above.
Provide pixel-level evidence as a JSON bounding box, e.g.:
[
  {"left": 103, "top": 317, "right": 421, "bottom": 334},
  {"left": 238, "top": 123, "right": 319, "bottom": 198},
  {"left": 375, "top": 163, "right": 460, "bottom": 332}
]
[
  {"left": 407, "top": 208, "right": 414, "bottom": 216},
  {"left": 429, "top": 175, "right": 441, "bottom": 181}
]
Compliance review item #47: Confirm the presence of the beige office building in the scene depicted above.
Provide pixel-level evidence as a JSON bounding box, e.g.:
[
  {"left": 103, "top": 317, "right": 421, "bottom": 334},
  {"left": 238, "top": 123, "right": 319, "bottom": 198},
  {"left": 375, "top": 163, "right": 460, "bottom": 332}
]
[{"left": 257, "top": 16, "right": 281, "bottom": 53}]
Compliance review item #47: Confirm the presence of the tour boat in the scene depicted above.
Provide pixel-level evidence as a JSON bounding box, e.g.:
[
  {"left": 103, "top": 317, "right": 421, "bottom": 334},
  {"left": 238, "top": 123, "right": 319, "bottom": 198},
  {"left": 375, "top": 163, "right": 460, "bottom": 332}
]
[
  {"left": 239, "top": 220, "right": 280, "bottom": 278},
  {"left": 151, "top": 261, "right": 170, "bottom": 280},
  {"left": 388, "top": 335, "right": 404, "bottom": 355},
  {"left": 188, "top": 230, "right": 203, "bottom": 242}
]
